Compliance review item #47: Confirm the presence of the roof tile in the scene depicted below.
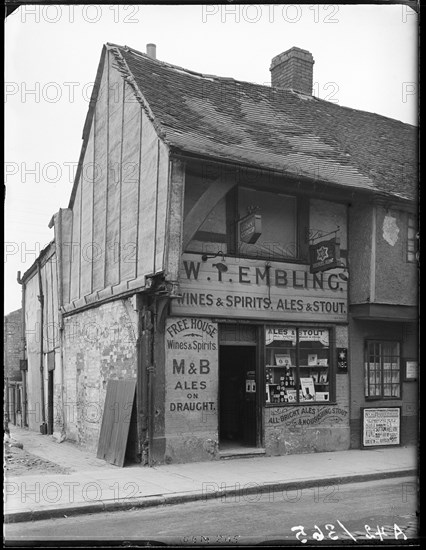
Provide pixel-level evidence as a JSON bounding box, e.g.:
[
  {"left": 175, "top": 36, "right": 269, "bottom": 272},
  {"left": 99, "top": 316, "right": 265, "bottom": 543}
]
[{"left": 111, "top": 44, "right": 417, "bottom": 202}]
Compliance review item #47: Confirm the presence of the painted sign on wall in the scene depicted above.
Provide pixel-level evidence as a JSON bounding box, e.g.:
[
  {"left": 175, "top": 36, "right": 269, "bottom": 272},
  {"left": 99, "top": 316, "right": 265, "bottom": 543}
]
[
  {"left": 171, "top": 254, "right": 348, "bottom": 322},
  {"left": 266, "top": 405, "right": 348, "bottom": 428},
  {"left": 165, "top": 317, "right": 218, "bottom": 436},
  {"left": 361, "top": 407, "right": 401, "bottom": 447}
]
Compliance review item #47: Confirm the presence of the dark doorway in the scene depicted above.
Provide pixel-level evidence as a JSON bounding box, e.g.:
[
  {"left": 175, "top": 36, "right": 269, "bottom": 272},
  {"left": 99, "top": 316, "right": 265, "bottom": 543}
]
[
  {"left": 219, "top": 345, "right": 257, "bottom": 448},
  {"left": 47, "top": 370, "right": 54, "bottom": 435}
]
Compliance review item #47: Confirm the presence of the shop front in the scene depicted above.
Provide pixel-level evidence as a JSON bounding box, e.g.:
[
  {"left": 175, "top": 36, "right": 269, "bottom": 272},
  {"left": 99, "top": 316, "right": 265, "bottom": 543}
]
[{"left": 162, "top": 253, "right": 350, "bottom": 463}]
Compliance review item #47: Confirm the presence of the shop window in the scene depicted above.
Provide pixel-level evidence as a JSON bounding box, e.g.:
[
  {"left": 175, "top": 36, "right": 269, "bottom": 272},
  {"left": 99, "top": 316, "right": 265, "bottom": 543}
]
[
  {"left": 265, "top": 326, "right": 332, "bottom": 404},
  {"left": 365, "top": 341, "right": 401, "bottom": 399},
  {"left": 407, "top": 214, "right": 417, "bottom": 263}
]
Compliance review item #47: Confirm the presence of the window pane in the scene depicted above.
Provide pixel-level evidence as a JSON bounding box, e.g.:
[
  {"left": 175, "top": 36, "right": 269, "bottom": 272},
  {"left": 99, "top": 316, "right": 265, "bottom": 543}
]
[
  {"left": 238, "top": 188, "right": 296, "bottom": 259},
  {"left": 265, "top": 327, "right": 297, "bottom": 404},
  {"left": 184, "top": 178, "right": 228, "bottom": 254},
  {"left": 265, "top": 326, "right": 332, "bottom": 404},
  {"left": 407, "top": 214, "right": 417, "bottom": 263},
  {"left": 365, "top": 340, "right": 400, "bottom": 398}
]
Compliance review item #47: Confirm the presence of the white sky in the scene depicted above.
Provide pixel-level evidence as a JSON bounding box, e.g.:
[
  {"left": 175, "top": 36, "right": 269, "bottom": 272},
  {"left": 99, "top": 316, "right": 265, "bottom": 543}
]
[{"left": 4, "top": 4, "right": 418, "bottom": 315}]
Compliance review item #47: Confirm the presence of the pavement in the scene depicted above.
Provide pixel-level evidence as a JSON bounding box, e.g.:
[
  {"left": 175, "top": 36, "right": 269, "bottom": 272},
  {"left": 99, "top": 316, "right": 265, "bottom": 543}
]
[{"left": 4, "top": 426, "right": 418, "bottom": 524}]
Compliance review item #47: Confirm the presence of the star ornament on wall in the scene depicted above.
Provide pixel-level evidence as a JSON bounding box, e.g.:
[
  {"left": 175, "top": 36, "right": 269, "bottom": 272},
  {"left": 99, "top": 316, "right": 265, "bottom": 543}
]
[
  {"left": 339, "top": 350, "right": 346, "bottom": 360},
  {"left": 316, "top": 246, "right": 329, "bottom": 262}
]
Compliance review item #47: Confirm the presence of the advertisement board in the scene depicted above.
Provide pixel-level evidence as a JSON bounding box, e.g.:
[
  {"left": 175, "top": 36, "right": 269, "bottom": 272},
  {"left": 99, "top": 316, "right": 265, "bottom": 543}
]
[{"left": 361, "top": 407, "right": 401, "bottom": 448}]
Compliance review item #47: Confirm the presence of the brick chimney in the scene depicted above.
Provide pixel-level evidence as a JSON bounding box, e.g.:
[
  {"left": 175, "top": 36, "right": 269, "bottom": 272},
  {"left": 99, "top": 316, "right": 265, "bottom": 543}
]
[
  {"left": 270, "top": 47, "right": 314, "bottom": 95},
  {"left": 146, "top": 43, "right": 156, "bottom": 59}
]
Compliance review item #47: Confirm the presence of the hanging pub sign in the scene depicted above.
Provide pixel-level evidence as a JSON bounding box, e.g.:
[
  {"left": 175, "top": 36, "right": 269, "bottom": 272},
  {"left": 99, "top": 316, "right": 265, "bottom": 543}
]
[
  {"left": 309, "top": 238, "right": 341, "bottom": 273},
  {"left": 337, "top": 348, "right": 348, "bottom": 373},
  {"left": 238, "top": 213, "right": 262, "bottom": 244}
]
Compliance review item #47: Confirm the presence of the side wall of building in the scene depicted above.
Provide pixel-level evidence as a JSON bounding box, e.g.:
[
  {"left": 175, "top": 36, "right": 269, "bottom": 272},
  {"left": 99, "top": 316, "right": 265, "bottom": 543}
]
[
  {"left": 23, "top": 249, "right": 62, "bottom": 434},
  {"left": 4, "top": 309, "right": 23, "bottom": 425},
  {"left": 4, "top": 309, "right": 23, "bottom": 381},
  {"left": 62, "top": 297, "right": 138, "bottom": 453},
  {"left": 59, "top": 47, "right": 170, "bottom": 315}
]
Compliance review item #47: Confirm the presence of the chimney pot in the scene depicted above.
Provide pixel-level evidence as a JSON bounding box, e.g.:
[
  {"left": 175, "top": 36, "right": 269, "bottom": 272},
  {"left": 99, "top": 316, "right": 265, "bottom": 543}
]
[
  {"left": 146, "top": 43, "right": 156, "bottom": 59},
  {"left": 270, "top": 47, "right": 314, "bottom": 95}
]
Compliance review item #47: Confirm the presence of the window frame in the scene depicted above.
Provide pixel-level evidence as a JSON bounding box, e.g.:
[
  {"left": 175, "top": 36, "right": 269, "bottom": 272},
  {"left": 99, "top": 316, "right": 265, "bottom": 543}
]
[
  {"left": 364, "top": 340, "right": 402, "bottom": 400},
  {"left": 183, "top": 180, "right": 309, "bottom": 263},
  {"left": 264, "top": 324, "right": 335, "bottom": 406},
  {"left": 236, "top": 187, "right": 299, "bottom": 261},
  {"left": 406, "top": 213, "right": 417, "bottom": 263}
]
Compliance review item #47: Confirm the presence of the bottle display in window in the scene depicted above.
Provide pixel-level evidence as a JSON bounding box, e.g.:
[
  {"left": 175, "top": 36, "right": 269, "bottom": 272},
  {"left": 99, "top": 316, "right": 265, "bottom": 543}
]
[{"left": 265, "top": 326, "right": 331, "bottom": 404}]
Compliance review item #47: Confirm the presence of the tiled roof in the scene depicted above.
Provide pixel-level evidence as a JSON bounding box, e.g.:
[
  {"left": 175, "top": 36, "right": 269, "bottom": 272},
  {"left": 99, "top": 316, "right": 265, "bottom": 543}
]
[{"left": 110, "top": 44, "right": 417, "bottom": 202}]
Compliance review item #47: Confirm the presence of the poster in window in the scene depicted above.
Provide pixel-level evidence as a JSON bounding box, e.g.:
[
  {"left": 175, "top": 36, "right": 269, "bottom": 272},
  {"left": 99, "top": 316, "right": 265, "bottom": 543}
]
[
  {"left": 316, "top": 392, "right": 329, "bottom": 401},
  {"left": 300, "top": 377, "right": 316, "bottom": 400},
  {"left": 308, "top": 354, "right": 318, "bottom": 366},
  {"left": 319, "top": 372, "right": 328, "bottom": 384},
  {"left": 361, "top": 407, "right": 401, "bottom": 447},
  {"left": 286, "top": 389, "right": 297, "bottom": 403},
  {"left": 404, "top": 360, "right": 417, "bottom": 381},
  {"left": 298, "top": 328, "right": 329, "bottom": 346},
  {"left": 275, "top": 354, "right": 292, "bottom": 367}
]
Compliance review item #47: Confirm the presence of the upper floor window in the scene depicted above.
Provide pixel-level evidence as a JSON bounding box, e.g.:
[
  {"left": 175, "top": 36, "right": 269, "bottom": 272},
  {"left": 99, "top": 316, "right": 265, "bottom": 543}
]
[
  {"left": 407, "top": 214, "right": 417, "bottom": 263},
  {"left": 183, "top": 177, "right": 228, "bottom": 255},
  {"left": 184, "top": 177, "right": 307, "bottom": 261},
  {"left": 237, "top": 187, "right": 297, "bottom": 260}
]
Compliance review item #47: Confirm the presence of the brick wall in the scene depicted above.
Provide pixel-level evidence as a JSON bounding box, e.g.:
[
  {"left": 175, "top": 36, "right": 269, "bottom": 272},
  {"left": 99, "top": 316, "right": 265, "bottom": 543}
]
[
  {"left": 4, "top": 309, "right": 23, "bottom": 382},
  {"left": 63, "top": 298, "right": 138, "bottom": 453},
  {"left": 270, "top": 47, "right": 314, "bottom": 94}
]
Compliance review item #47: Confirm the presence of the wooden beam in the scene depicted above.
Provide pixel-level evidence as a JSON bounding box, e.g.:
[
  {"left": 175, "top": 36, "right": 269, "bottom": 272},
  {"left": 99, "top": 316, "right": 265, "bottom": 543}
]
[
  {"left": 182, "top": 177, "right": 237, "bottom": 251},
  {"left": 165, "top": 158, "right": 185, "bottom": 281}
]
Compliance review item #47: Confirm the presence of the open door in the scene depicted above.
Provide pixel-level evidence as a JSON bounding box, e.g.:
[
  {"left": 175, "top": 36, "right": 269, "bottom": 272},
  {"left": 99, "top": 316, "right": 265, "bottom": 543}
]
[{"left": 219, "top": 345, "right": 258, "bottom": 449}]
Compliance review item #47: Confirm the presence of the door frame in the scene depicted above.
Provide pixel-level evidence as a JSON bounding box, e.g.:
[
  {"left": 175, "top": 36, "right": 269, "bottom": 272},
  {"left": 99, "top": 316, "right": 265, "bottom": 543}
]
[{"left": 218, "top": 323, "right": 263, "bottom": 448}]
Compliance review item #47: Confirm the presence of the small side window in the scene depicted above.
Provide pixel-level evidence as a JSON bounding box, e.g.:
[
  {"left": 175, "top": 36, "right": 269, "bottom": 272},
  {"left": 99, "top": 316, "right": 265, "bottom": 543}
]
[{"left": 407, "top": 214, "right": 417, "bottom": 263}]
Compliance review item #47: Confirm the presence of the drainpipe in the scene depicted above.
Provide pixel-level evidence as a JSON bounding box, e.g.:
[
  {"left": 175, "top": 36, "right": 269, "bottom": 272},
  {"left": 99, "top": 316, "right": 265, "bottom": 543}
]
[
  {"left": 37, "top": 260, "right": 47, "bottom": 432},
  {"left": 17, "top": 271, "right": 28, "bottom": 427},
  {"left": 147, "top": 300, "right": 157, "bottom": 466},
  {"left": 137, "top": 301, "right": 150, "bottom": 465},
  {"left": 5, "top": 314, "right": 9, "bottom": 424}
]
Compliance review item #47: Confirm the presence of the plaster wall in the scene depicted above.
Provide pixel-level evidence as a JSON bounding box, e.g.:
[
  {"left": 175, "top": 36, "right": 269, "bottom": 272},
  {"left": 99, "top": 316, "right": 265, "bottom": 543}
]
[
  {"left": 374, "top": 207, "right": 417, "bottom": 305},
  {"left": 62, "top": 298, "right": 138, "bottom": 452}
]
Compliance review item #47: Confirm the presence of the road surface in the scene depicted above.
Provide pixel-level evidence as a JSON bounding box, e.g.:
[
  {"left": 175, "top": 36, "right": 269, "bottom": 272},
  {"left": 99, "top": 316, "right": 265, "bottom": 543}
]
[{"left": 5, "top": 476, "right": 419, "bottom": 545}]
